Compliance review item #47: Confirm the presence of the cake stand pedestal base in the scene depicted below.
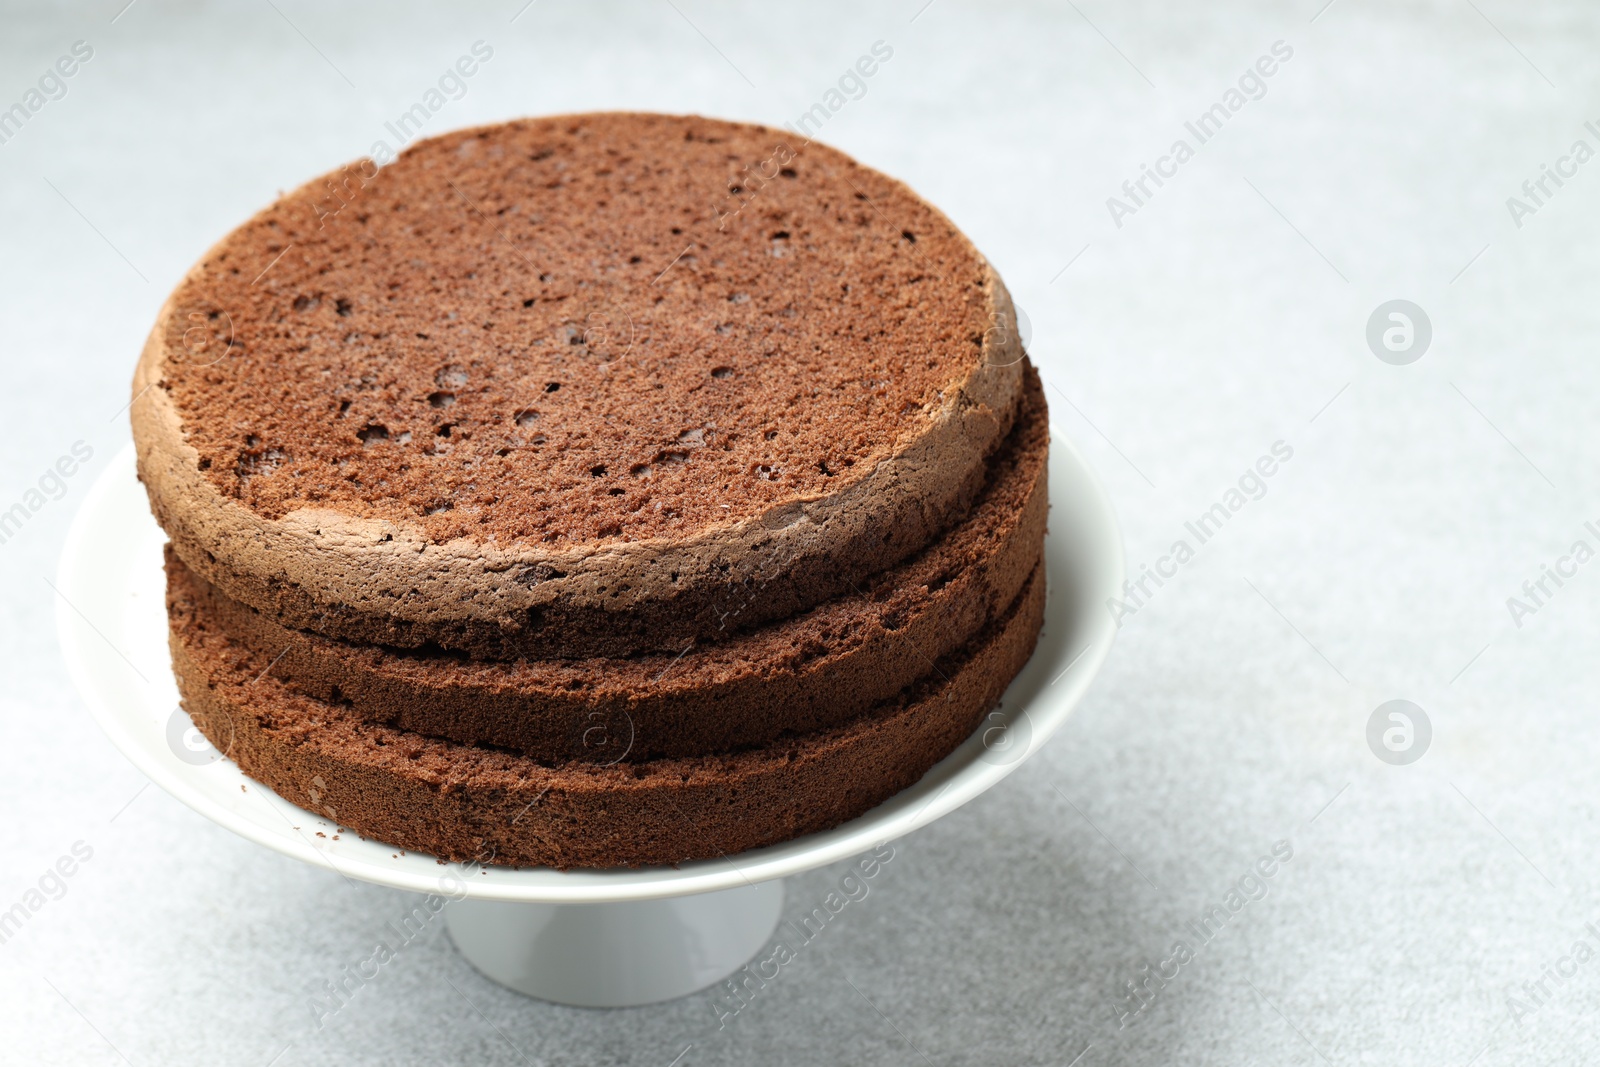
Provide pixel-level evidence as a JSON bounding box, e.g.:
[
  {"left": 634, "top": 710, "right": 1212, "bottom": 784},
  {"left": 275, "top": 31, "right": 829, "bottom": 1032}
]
[{"left": 444, "top": 879, "right": 785, "bottom": 1007}]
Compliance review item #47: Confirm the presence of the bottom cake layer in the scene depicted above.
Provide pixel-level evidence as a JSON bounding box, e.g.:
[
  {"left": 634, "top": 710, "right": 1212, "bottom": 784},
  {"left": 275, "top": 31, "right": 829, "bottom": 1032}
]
[{"left": 170, "top": 561, "right": 1047, "bottom": 869}]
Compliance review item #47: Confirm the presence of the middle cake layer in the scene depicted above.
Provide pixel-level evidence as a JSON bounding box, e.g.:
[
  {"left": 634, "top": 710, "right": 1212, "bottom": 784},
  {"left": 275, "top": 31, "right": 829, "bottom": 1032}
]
[{"left": 166, "top": 369, "right": 1049, "bottom": 763}]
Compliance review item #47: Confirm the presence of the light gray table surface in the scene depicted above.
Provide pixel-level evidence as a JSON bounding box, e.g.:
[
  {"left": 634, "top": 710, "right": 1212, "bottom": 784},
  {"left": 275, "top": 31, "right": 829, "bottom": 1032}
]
[{"left": 3, "top": 1, "right": 1598, "bottom": 1063}]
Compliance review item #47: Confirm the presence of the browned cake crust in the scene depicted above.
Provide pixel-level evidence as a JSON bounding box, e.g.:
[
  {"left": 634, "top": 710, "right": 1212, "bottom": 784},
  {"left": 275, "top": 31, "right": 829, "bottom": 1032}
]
[
  {"left": 172, "top": 563, "right": 1046, "bottom": 869},
  {"left": 133, "top": 112, "right": 1027, "bottom": 659},
  {"left": 167, "top": 369, "right": 1049, "bottom": 762}
]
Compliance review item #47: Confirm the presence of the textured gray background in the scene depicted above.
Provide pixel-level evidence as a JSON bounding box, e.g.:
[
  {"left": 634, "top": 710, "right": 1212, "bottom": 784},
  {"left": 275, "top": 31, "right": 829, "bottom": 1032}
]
[{"left": 3, "top": 1, "right": 1598, "bottom": 1063}]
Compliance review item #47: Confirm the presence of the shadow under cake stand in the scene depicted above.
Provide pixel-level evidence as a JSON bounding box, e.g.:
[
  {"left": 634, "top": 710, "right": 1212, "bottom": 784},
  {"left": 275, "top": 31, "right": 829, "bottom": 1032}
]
[{"left": 57, "top": 437, "right": 1122, "bottom": 1007}]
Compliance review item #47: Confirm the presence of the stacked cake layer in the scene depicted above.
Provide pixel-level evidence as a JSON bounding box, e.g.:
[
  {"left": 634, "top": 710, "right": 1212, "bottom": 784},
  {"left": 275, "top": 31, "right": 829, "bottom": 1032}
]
[{"left": 132, "top": 113, "right": 1048, "bottom": 869}]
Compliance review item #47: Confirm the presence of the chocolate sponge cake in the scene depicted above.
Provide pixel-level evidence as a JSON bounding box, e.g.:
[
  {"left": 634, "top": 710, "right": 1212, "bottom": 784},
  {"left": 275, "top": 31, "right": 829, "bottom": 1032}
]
[
  {"left": 138, "top": 113, "right": 1050, "bottom": 870},
  {"left": 170, "top": 561, "right": 1046, "bottom": 869},
  {"left": 133, "top": 112, "right": 1027, "bottom": 659},
  {"left": 166, "top": 368, "right": 1048, "bottom": 763}
]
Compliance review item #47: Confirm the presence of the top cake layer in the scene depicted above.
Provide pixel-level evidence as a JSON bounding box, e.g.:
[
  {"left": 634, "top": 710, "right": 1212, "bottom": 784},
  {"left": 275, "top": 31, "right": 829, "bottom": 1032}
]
[{"left": 133, "top": 112, "right": 1026, "bottom": 658}]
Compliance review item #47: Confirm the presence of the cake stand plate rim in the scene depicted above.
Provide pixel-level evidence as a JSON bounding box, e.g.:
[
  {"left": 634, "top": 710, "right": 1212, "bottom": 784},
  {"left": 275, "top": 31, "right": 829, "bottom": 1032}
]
[{"left": 56, "top": 436, "right": 1123, "bottom": 903}]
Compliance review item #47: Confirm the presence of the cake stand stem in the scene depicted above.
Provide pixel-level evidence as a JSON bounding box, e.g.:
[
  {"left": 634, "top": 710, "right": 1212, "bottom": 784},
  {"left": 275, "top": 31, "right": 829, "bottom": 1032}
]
[{"left": 445, "top": 879, "right": 785, "bottom": 1007}]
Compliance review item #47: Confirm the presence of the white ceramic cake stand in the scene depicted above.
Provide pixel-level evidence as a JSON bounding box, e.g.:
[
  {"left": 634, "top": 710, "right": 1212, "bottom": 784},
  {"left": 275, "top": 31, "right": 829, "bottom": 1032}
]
[{"left": 56, "top": 435, "right": 1122, "bottom": 1007}]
